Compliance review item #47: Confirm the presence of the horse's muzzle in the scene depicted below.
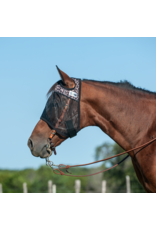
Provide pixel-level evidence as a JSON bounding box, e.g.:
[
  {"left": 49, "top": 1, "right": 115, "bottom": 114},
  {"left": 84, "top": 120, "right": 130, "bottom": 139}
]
[{"left": 27, "top": 137, "right": 52, "bottom": 158}]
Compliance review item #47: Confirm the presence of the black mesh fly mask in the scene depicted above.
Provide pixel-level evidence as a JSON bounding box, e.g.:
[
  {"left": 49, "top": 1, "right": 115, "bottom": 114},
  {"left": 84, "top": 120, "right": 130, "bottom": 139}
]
[{"left": 40, "top": 78, "right": 81, "bottom": 140}]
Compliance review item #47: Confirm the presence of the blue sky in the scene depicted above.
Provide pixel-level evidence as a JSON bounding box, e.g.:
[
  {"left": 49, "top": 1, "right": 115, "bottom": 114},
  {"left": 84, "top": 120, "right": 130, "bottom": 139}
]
[{"left": 0, "top": 37, "right": 156, "bottom": 170}]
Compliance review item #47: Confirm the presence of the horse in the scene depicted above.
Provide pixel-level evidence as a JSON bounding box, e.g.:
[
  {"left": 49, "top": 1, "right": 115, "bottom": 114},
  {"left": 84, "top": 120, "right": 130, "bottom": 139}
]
[{"left": 28, "top": 66, "right": 156, "bottom": 193}]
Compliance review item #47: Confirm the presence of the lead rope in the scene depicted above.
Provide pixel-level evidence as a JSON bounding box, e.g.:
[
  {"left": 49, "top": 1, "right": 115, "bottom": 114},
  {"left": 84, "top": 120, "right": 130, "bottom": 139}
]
[{"left": 46, "top": 137, "right": 156, "bottom": 177}]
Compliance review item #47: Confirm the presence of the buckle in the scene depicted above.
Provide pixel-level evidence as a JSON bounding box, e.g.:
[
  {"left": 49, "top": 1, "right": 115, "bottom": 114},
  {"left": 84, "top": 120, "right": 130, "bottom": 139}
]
[{"left": 49, "top": 130, "right": 56, "bottom": 139}]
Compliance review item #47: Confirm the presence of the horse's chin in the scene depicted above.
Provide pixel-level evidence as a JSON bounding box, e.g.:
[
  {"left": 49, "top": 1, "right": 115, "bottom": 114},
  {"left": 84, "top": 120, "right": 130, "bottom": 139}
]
[{"left": 39, "top": 152, "right": 52, "bottom": 159}]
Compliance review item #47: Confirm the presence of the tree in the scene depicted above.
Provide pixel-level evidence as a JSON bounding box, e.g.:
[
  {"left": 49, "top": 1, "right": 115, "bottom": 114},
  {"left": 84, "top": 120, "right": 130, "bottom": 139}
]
[{"left": 95, "top": 142, "right": 145, "bottom": 193}]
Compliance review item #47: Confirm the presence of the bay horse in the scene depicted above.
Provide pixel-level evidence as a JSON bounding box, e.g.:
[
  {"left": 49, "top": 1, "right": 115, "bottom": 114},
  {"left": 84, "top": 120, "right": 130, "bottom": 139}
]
[{"left": 28, "top": 66, "right": 156, "bottom": 193}]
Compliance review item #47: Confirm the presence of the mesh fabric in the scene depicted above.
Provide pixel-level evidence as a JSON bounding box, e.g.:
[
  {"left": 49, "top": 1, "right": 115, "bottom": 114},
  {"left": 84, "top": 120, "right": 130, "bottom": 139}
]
[{"left": 40, "top": 78, "right": 81, "bottom": 137}]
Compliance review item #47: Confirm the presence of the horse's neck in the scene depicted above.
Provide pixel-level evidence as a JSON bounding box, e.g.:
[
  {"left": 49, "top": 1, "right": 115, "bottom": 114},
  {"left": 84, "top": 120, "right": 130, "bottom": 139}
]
[{"left": 81, "top": 81, "right": 155, "bottom": 151}]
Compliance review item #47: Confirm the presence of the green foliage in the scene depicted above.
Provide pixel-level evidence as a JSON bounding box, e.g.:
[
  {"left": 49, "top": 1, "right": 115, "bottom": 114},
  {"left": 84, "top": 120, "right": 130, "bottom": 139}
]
[
  {"left": 0, "top": 142, "right": 145, "bottom": 193},
  {"left": 95, "top": 142, "right": 145, "bottom": 193},
  {"left": 0, "top": 166, "right": 88, "bottom": 193}
]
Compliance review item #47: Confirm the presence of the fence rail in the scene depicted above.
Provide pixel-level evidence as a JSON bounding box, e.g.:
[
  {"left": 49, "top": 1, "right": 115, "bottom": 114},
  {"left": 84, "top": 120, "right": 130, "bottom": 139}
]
[{"left": 0, "top": 183, "right": 2, "bottom": 193}]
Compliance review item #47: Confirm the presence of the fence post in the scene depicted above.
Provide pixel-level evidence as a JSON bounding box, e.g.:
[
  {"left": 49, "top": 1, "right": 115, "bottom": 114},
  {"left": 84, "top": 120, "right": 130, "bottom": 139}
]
[
  {"left": 48, "top": 180, "right": 53, "bottom": 193},
  {"left": 102, "top": 180, "right": 107, "bottom": 193},
  {"left": 23, "top": 182, "right": 27, "bottom": 193},
  {"left": 126, "top": 175, "right": 131, "bottom": 193},
  {"left": 52, "top": 184, "right": 56, "bottom": 193},
  {"left": 0, "top": 183, "right": 2, "bottom": 193},
  {"left": 75, "top": 179, "right": 81, "bottom": 193}
]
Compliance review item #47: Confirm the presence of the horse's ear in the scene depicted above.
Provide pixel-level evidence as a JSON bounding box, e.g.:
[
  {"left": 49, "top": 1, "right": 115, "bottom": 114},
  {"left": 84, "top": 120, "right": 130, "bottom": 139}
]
[{"left": 56, "top": 65, "right": 75, "bottom": 88}]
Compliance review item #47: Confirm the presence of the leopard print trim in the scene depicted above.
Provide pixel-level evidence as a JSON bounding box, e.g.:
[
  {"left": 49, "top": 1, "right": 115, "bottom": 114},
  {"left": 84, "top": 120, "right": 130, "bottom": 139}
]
[{"left": 54, "top": 78, "right": 80, "bottom": 101}]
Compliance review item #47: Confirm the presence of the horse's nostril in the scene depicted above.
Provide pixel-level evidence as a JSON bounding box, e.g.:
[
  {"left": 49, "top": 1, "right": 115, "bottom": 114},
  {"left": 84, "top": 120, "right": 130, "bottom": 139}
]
[{"left": 28, "top": 138, "right": 33, "bottom": 150}]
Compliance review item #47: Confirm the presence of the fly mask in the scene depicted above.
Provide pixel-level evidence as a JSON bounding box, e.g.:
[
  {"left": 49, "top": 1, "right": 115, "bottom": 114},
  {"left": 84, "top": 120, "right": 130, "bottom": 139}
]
[{"left": 40, "top": 78, "right": 81, "bottom": 139}]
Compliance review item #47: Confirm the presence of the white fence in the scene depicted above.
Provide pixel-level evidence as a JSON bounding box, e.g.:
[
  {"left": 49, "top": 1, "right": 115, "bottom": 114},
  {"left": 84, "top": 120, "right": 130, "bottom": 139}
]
[
  {"left": 0, "top": 183, "right": 2, "bottom": 193},
  {"left": 0, "top": 175, "right": 131, "bottom": 193},
  {"left": 102, "top": 180, "right": 107, "bottom": 193}
]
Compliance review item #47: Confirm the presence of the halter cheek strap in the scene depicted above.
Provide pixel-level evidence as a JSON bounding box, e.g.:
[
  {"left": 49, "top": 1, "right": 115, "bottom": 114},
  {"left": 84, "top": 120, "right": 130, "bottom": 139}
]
[
  {"left": 48, "top": 98, "right": 70, "bottom": 141},
  {"left": 48, "top": 98, "right": 77, "bottom": 155},
  {"left": 49, "top": 97, "right": 77, "bottom": 139}
]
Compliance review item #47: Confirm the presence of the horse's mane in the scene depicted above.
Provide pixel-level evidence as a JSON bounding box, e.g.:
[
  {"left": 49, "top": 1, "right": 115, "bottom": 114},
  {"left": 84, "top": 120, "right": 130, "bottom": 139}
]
[
  {"left": 83, "top": 79, "right": 156, "bottom": 96},
  {"left": 47, "top": 78, "right": 156, "bottom": 98}
]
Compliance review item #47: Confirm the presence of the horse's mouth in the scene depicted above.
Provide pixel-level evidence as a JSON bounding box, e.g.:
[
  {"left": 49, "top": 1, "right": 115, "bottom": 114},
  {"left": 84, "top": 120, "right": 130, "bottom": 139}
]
[
  {"left": 39, "top": 145, "right": 53, "bottom": 158},
  {"left": 31, "top": 145, "right": 53, "bottom": 159}
]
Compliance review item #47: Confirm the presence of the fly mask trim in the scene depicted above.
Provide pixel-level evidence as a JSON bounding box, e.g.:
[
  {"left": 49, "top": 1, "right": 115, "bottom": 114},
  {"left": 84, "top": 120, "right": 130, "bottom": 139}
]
[
  {"left": 55, "top": 78, "right": 80, "bottom": 101},
  {"left": 40, "top": 78, "right": 81, "bottom": 138}
]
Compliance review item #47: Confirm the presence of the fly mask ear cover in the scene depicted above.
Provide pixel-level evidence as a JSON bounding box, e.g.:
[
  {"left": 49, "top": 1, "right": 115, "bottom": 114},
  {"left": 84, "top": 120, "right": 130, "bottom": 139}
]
[{"left": 40, "top": 78, "right": 81, "bottom": 138}]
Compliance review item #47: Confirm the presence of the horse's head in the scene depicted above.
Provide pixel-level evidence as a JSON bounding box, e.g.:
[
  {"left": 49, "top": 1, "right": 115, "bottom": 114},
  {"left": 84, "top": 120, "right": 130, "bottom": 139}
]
[{"left": 27, "top": 66, "right": 88, "bottom": 159}]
